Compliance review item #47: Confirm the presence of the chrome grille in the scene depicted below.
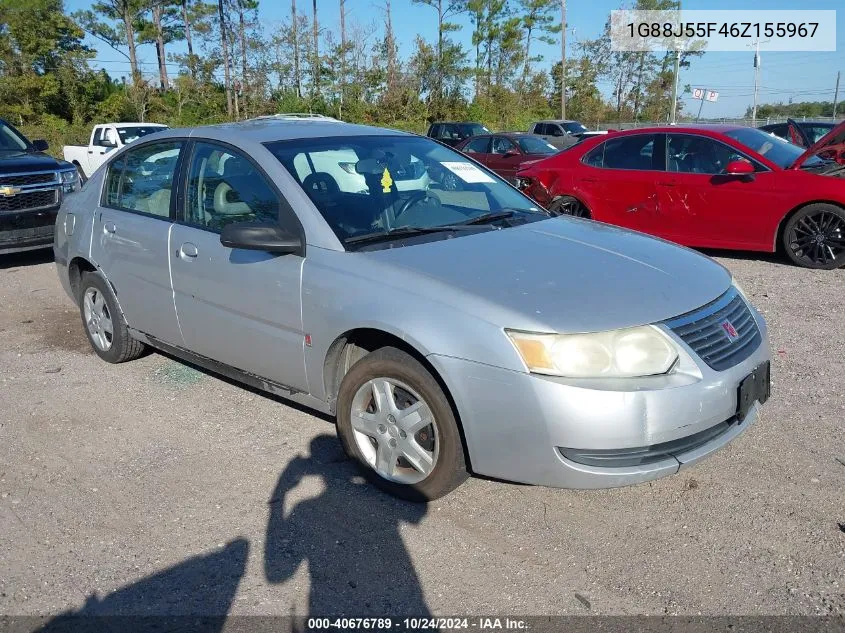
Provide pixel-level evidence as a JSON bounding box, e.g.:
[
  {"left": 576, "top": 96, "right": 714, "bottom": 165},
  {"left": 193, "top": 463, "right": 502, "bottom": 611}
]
[
  {"left": 664, "top": 288, "right": 761, "bottom": 371},
  {"left": 0, "top": 171, "right": 58, "bottom": 187}
]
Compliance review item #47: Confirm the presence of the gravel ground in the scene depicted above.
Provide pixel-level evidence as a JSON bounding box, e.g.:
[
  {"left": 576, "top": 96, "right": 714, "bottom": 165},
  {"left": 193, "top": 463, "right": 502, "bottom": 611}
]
[{"left": 0, "top": 248, "right": 843, "bottom": 621}]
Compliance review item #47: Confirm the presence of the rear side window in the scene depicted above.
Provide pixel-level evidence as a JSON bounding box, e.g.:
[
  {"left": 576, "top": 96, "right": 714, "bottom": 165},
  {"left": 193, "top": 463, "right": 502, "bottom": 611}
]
[
  {"left": 491, "top": 137, "right": 516, "bottom": 154},
  {"left": 463, "top": 137, "right": 490, "bottom": 153},
  {"left": 584, "top": 135, "right": 659, "bottom": 171},
  {"left": 103, "top": 141, "right": 182, "bottom": 217}
]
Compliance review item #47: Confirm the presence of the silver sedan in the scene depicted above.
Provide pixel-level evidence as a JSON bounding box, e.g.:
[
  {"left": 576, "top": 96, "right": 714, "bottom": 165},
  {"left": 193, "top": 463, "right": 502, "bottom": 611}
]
[{"left": 54, "top": 118, "right": 771, "bottom": 500}]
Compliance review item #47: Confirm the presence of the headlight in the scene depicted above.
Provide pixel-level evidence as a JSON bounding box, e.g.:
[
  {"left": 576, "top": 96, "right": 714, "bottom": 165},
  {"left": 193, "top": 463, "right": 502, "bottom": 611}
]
[
  {"left": 506, "top": 326, "right": 679, "bottom": 378},
  {"left": 60, "top": 169, "right": 80, "bottom": 193}
]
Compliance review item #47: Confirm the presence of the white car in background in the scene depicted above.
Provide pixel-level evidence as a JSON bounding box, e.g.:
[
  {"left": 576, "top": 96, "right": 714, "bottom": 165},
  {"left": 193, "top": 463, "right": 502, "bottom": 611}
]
[{"left": 63, "top": 122, "right": 168, "bottom": 181}]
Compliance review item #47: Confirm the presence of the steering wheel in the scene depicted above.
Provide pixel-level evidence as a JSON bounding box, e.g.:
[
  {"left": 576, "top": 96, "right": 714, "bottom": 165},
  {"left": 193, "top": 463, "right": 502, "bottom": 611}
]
[{"left": 396, "top": 190, "right": 441, "bottom": 219}]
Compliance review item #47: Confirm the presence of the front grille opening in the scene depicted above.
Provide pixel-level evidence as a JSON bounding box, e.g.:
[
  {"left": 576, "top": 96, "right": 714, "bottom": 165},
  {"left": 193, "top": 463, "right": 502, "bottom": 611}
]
[
  {"left": 664, "top": 289, "right": 762, "bottom": 371},
  {"left": 0, "top": 172, "right": 57, "bottom": 187},
  {"left": 559, "top": 418, "right": 736, "bottom": 468},
  {"left": 0, "top": 189, "right": 58, "bottom": 212}
]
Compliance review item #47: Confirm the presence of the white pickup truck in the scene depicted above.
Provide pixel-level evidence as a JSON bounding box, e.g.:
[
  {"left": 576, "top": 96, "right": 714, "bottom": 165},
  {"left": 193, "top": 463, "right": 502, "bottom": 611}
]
[{"left": 63, "top": 122, "right": 168, "bottom": 181}]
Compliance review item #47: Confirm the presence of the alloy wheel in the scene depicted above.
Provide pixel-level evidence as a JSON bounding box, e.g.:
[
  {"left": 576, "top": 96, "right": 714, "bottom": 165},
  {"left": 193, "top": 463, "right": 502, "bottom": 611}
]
[
  {"left": 349, "top": 377, "right": 439, "bottom": 484},
  {"left": 83, "top": 287, "right": 114, "bottom": 351},
  {"left": 553, "top": 197, "right": 589, "bottom": 218},
  {"left": 788, "top": 210, "right": 845, "bottom": 267}
]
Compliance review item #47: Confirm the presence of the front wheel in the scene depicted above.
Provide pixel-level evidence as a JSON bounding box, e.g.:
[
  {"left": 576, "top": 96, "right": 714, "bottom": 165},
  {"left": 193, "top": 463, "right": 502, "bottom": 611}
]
[
  {"left": 549, "top": 195, "right": 590, "bottom": 218},
  {"left": 782, "top": 204, "right": 845, "bottom": 269},
  {"left": 336, "top": 347, "right": 468, "bottom": 501}
]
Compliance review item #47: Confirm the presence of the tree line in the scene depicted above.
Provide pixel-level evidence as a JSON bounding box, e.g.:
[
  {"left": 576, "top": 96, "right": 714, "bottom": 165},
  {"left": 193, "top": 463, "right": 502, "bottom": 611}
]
[{"left": 1, "top": 0, "right": 705, "bottom": 151}]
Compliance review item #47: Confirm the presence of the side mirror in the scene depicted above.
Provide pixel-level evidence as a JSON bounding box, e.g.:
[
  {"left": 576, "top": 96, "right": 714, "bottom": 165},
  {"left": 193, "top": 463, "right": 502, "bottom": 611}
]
[
  {"left": 102, "top": 138, "right": 118, "bottom": 148},
  {"left": 725, "top": 160, "right": 755, "bottom": 175},
  {"left": 220, "top": 221, "right": 302, "bottom": 255},
  {"left": 504, "top": 149, "right": 519, "bottom": 157},
  {"left": 31, "top": 139, "right": 49, "bottom": 152}
]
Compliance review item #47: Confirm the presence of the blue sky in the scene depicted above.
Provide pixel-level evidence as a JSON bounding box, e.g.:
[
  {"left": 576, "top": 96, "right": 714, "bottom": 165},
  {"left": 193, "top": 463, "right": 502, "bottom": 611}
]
[{"left": 66, "top": 0, "right": 843, "bottom": 119}]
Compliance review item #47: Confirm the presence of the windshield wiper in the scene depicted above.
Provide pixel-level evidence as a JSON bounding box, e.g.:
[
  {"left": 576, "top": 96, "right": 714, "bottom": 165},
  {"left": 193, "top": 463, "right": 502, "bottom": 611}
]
[{"left": 345, "top": 225, "right": 472, "bottom": 245}]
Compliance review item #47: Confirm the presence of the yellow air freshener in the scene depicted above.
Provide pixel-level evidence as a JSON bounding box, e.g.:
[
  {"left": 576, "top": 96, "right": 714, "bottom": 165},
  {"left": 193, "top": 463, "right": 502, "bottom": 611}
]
[{"left": 381, "top": 168, "right": 393, "bottom": 193}]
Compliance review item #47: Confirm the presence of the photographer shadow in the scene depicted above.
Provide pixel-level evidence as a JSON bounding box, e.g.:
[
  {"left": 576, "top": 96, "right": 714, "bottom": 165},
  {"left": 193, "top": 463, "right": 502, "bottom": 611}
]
[{"left": 264, "top": 434, "right": 432, "bottom": 617}]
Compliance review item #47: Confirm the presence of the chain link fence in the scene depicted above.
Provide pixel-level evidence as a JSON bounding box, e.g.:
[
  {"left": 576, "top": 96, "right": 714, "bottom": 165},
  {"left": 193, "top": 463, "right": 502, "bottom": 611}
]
[{"left": 594, "top": 116, "right": 841, "bottom": 131}]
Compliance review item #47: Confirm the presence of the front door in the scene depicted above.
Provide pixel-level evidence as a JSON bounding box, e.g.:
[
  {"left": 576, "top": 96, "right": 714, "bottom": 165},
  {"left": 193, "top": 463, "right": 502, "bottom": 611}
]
[
  {"left": 91, "top": 139, "right": 184, "bottom": 345},
  {"left": 657, "top": 133, "right": 784, "bottom": 250},
  {"left": 169, "top": 141, "right": 308, "bottom": 392}
]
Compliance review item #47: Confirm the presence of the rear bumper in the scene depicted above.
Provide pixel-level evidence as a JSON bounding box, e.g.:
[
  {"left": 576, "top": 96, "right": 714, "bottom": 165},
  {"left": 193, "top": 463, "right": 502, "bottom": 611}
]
[{"left": 0, "top": 207, "right": 58, "bottom": 255}]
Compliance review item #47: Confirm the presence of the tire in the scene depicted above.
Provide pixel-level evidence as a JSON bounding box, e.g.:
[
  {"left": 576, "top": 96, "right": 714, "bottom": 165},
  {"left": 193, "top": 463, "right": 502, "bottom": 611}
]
[
  {"left": 336, "top": 347, "right": 468, "bottom": 501},
  {"left": 782, "top": 203, "right": 845, "bottom": 270},
  {"left": 78, "top": 271, "right": 146, "bottom": 363},
  {"left": 549, "top": 195, "right": 590, "bottom": 218}
]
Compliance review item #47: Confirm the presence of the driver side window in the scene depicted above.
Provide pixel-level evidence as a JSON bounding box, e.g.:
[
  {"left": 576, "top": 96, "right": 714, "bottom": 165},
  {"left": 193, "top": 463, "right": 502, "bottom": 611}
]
[
  {"left": 491, "top": 137, "right": 516, "bottom": 154},
  {"left": 667, "top": 134, "right": 749, "bottom": 175},
  {"left": 183, "top": 142, "right": 281, "bottom": 232}
]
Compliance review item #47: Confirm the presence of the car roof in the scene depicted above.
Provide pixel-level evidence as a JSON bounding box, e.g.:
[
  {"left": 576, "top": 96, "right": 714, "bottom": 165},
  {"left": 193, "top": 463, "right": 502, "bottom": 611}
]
[
  {"left": 110, "top": 122, "right": 167, "bottom": 128},
  {"left": 613, "top": 124, "right": 746, "bottom": 134},
  {"left": 150, "top": 118, "right": 412, "bottom": 143}
]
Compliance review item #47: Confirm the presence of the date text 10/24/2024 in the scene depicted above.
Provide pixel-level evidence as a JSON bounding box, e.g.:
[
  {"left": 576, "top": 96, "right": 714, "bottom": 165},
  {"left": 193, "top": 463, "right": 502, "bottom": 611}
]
[{"left": 306, "top": 617, "right": 529, "bottom": 631}]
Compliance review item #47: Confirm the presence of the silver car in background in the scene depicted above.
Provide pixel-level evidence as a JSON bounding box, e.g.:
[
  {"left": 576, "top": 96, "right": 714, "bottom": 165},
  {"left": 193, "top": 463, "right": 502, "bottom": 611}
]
[{"left": 54, "top": 119, "right": 771, "bottom": 501}]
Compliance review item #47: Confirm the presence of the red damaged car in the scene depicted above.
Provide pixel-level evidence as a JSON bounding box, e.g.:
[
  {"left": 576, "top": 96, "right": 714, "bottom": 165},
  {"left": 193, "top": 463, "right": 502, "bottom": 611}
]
[{"left": 517, "top": 123, "right": 845, "bottom": 269}]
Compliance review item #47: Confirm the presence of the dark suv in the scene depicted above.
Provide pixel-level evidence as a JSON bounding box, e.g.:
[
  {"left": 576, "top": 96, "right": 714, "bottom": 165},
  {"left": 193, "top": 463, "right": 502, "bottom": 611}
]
[
  {"left": 426, "top": 122, "right": 491, "bottom": 147},
  {"left": 0, "top": 118, "right": 79, "bottom": 254}
]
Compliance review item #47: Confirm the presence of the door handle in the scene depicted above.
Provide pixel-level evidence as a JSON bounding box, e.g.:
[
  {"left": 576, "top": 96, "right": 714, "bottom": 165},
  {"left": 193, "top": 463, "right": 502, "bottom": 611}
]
[
  {"left": 179, "top": 242, "right": 198, "bottom": 259},
  {"left": 656, "top": 181, "right": 678, "bottom": 186},
  {"left": 581, "top": 177, "right": 598, "bottom": 183},
  {"left": 103, "top": 222, "right": 116, "bottom": 234},
  {"left": 87, "top": 150, "right": 93, "bottom": 154}
]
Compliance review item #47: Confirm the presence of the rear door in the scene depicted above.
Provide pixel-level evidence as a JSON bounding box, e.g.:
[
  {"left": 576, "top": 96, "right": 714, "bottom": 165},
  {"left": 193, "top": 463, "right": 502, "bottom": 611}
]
[
  {"left": 169, "top": 140, "right": 308, "bottom": 391},
  {"left": 657, "top": 133, "right": 785, "bottom": 249},
  {"left": 91, "top": 139, "right": 184, "bottom": 345},
  {"left": 578, "top": 133, "right": 663, "bottom": 234},
  {"left": 460, "top": 136, "right": 492, "bottom": 166}
]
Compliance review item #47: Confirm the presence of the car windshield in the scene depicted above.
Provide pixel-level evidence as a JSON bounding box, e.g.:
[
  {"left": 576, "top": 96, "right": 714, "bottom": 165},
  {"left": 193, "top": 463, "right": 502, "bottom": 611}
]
[
  {"left": 0, "top": 121, "right": 30, "bottom": 152},
  {"left": 516, "top": 136, "right": 558, "bottom": 155},
  {"left": 457, "top": 124, "right": 490, "bottom": 138},
  {"left": 563, "top": 121, "right": 588, "bottom": 134},
  {"left": 725, "top": 127, "right": 822, "bottom": 168},
  {"left": 266, "top": 135, "right": 547, "bottom": 249},
  {"left": 116, "top": 126, "right": 167, "bottom": 144}
]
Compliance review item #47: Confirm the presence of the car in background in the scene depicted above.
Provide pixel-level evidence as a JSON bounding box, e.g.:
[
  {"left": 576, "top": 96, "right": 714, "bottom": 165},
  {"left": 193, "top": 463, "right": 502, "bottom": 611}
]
[
  {"left": 426, "top": 121, "right": 491, "bottom": 147},
  {"left": 63, "top": 122, "right": 168, "bottom": 181},
  {"left": 55, "top": 118, "right": 770, "bottom": 500},
  {"left": 455, "top": 132, "right": 558, "bottom": 183},
  {"left": 517, "top": 122, "right": 845, "bottom": 269},
  {"left": 529, "top": 120, "right": 596, "bottom": 149},
  {"left": 760, "top": 118, "right": 844, "bottom": 164},
  {"left": 0, "top": 118, "right": 79, "bottom": 255}
]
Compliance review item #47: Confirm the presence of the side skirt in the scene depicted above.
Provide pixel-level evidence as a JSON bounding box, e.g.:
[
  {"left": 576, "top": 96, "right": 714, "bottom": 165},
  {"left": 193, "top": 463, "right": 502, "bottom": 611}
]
[{"left": 129, "top": 328, "right": 333, "bottom": 416}]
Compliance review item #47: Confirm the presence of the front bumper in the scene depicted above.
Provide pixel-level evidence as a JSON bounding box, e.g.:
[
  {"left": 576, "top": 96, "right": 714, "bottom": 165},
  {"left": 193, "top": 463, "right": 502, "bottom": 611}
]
[
  {"left": 428, "top": 310, "right": 770, "bottom": 489},
  {"left": 0, "top": 207, "right": 58, "bottom": 255}
]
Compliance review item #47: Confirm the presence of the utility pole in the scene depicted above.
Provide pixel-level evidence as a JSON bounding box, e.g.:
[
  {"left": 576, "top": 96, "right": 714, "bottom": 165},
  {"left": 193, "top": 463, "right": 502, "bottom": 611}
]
[
  {"left": 834, "top": 70, "right": 841, "bottom": 119},
  {"left": 339, "top": 0, "right": 346, "bottom": 119},
  {"left": 669, "top": 48, "right": 680, "bottom": 124},
  {"left": 560, "top": 0, "right": 567, "bottom": 119},
  {"left": 749, "top": 39, "right": 769, "bottom": 126}
]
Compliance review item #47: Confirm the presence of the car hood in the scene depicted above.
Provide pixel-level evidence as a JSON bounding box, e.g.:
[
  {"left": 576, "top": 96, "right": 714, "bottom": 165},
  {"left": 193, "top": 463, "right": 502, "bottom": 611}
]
[
  {"left": 362, "top": 217, "right": 733, "bottom": 333},
  {"left": 789, "top": 119, "right": 845, "bottom": 169},
  {"left": 0, "top": 150, "right": 71, "bottom": 172}
]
